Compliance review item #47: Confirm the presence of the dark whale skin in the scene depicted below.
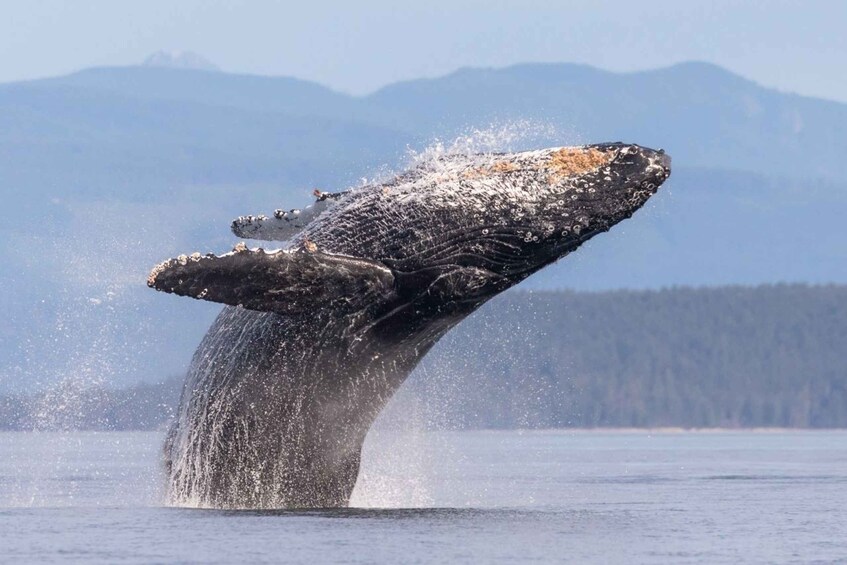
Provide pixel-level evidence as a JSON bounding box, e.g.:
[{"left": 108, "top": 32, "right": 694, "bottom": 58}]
[{"left": 149, "top": 143, "right": 671, "bottom": 508}]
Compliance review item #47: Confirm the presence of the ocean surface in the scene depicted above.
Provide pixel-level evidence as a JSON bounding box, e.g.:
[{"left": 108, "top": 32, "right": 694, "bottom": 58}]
[{"left": 1, "top": 430, "right": 845, "bottom": 564}]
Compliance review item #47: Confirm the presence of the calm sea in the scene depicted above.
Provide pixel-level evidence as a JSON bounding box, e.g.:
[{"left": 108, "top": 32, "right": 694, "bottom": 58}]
[{"left": 1, "top": 430, "right": 845, "bottom": 563}]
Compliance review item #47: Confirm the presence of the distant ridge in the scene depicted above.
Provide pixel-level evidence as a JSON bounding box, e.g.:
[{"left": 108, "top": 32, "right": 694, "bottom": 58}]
[{"left": 142, "top": 50, "right": 219, "bottom": 72}]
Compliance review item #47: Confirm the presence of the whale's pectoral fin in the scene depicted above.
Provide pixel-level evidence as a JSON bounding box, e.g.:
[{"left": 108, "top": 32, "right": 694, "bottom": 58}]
[
  {"left": 147, "top": 246, "right": 394, "bottom": 315},
  {"left": 231, "top": 190, "right": 349, "bottom": 241}
]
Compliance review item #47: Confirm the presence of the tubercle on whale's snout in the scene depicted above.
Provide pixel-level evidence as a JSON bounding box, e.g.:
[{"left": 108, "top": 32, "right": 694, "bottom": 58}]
[
  {"left": 654, "top": 150, "right": 672, "bottom": 171},
  {"left": 572, "top": 143, "right": 671, "bottom": 187},
  {"left": 618, "top": 144, "right": 672, "bottom": 185}
]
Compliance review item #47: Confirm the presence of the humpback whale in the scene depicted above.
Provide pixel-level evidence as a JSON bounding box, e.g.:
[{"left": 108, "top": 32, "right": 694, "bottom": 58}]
[{"left": 148, "top": 143, "right": 671, "bottom": 509}]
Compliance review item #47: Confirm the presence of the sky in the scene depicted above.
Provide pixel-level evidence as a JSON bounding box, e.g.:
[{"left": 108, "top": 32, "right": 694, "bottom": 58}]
[{"left": 1, "top": 0, "right": 846, "bottom": 102}]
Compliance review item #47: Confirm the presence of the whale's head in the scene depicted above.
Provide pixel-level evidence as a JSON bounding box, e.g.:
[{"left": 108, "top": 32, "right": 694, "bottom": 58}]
[
  {"left": 363, "top": 143, "right": 671, "bottom": 297},
  {"left": 512, "top": 142, "right": 671, "bottom": 273}
]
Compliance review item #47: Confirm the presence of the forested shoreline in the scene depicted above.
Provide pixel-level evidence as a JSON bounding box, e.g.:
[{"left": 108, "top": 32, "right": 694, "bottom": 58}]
[{"left": 2, "top": 284, "right": 845, "bottom": 430}]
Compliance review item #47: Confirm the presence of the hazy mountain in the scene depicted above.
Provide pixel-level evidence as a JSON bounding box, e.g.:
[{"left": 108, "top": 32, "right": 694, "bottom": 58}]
[
  {"left": 33, "top": 66, "right": 375, "bottom": 125},
  {"left": 22, "top": 61, "right": 847, "bottom": 180},
  {"left": 371, "top": 61, "right": 847, "bottom": 180},
  {"left": 2, "top": 61, "right": 846, "bottom": 390},
  {"left": 0, "top": 80, "right": 407, "bottom": 206}
]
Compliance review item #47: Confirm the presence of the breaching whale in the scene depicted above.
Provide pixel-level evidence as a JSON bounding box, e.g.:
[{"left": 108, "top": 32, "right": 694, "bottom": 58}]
[{"left": 148, "top": 143, "right": 671, "bottom": 509}]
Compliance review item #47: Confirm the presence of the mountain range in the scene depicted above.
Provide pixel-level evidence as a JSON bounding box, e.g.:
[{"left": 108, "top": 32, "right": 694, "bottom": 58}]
[{"left": 1, "top": 60, "right": 846, "bottom": 390}]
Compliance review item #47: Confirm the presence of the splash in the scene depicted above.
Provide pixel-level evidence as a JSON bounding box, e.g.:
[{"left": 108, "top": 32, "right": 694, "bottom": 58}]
[
  {"left": 349, "top": 400, "right": 435, "bottom": 508},
  {"left": 350, "top": 350, "right": 470, "bottom": 508},
  {"left": 407, "top": 120, "right": 564, "bottom": 164},
  {"left": 355, "top": 120, "right": 569, "bottom": 189}
]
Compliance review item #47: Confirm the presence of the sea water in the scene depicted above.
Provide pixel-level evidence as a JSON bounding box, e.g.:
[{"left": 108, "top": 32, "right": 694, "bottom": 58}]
[{"left": 1, "top": 430, "right": 845, "bottom": 563}]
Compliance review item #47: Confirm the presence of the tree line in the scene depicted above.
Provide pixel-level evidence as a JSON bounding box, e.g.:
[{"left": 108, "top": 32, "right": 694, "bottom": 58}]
[{"left": 2, "top": 284, "right": 845, "bottom": 430}]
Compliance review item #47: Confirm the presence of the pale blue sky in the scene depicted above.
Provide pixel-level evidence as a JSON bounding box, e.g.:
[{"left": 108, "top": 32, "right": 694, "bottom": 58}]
[{"left": 2, "top": 0, "right": 846, "bottom": 101}]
